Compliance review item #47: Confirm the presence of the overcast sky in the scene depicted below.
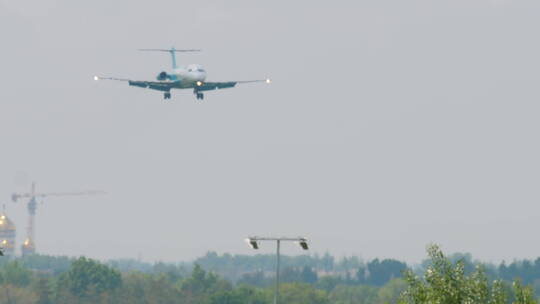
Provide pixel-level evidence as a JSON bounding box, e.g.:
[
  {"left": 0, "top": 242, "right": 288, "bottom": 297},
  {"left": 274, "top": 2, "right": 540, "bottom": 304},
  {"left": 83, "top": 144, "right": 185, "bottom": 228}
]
[{"left": 1, "top": 0, "right": 540, "bottom": 264}]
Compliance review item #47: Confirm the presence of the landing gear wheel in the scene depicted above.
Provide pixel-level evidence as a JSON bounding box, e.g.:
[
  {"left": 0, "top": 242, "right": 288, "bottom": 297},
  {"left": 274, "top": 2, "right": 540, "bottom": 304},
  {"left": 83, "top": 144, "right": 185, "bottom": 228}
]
[
  {"left": 164, "top": 92, "right": 171, "bottom": 99},
  {"left": 196, "top": 92, "right": 204, "bottom": 100}
]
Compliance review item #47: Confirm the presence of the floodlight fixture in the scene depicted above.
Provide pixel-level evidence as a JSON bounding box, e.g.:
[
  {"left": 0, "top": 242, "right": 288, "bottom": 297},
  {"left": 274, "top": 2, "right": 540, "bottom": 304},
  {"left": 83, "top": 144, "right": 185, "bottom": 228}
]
[
  {"left": 244, "top": 236, "right": 310, "bottom": 304},
  {"left": 245, "top": 238, "right": 259, "bottom": 250},
  {"left": 298, "top": 238, "right": 309, "bottom": 250}
]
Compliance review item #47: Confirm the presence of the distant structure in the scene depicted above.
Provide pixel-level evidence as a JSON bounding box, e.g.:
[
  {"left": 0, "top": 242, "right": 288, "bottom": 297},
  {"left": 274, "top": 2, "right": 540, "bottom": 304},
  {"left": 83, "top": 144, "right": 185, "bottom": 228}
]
[
  {"left": 12, "top": 182, "right": 105, "bottom": 256},
  {"left": 0, "top": 208, "right": 16, "bottom": 257}
]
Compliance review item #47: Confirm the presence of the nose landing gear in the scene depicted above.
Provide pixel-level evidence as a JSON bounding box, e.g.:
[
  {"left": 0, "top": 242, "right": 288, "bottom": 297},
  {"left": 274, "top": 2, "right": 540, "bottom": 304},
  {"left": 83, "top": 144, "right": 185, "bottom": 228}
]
[
  {"left": 163, "top": 92, "right": 171, "bottom": 100},
  {"left": 195, "top": 92, "right": 204, "bottom": 100}
]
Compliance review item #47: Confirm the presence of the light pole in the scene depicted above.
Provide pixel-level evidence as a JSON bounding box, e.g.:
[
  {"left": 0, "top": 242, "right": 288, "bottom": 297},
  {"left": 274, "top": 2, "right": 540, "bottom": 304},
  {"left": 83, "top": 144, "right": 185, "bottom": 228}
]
[{"left": 245, "top": 237, "right": 309, "bottom": 304}]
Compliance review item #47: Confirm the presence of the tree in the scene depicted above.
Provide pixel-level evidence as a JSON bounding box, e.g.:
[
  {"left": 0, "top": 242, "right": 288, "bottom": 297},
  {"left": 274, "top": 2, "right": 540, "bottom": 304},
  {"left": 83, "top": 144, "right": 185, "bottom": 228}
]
[
  {"left": 281, "top": 267, "right": 301, "bottom": 283},
  {"left": 0, "top": 284, "right": 38, "bottom": 303},
  {"left": 377, "top": 278, "right": 406, "bottom": 304},
  {"left": 321, "top": 252, "right": 335, "bottom": 272},
  {"left": 33, "top": 277, "right": 53, "bottom": 304},
  {"left": 238, "top": 271, "right": 271, "bottom": 287},
  {"left": 279, "top": 266, "right": 318, "bottom": 285},
  {"left": 20, "top": 254, "right": 72, "bottom": 275},
  {"left": 180, "top": 264, "right": 230, "bottom": 294},
  {"left": 210, "top": 285, "right": 269, "bottom": 304},
  {"left": 57, "top": 257, "right": 122, "bottom": 299},
  {"left": 316, "top": 275, "right": 343, "bottom": 292},
  {"left": 399, "top": 244, "right": 538, "bottom": 304},
  {"left": 513, "top": 280, "right": 537, "bottom": 304},
  {"left": 366, "top": 259, "right": 407, "bottom": 286},
  {"left": 301, "top": 266, "right": 318, "bottom": 284},
  {"left": 152, "top": 261, "right": 186, "bottom": 283},
  {"left": 179, "top": 264, "right": 232, "bottom": 304},
  {"left": 328, "top": 284, "right": 378, "bottom": 304},
  {"left": 116, "top": 272, "right": 181, "bottom": 304},
  {"left": 279, "top": 282, "right": 329, "bottom": 304},
  {"left": 3, "top": 261, "right": 32, "bottom": 287}
]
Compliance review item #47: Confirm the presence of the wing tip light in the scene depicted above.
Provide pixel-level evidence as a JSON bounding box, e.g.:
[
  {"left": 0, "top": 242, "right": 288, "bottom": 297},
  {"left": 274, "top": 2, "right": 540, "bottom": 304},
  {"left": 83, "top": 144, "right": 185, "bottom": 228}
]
[
  {"left": 94, "top": 76, "right": 100, "bottom": 81},
  {"left": 266, "top": 78, "right": 271, "bottom": 84}
]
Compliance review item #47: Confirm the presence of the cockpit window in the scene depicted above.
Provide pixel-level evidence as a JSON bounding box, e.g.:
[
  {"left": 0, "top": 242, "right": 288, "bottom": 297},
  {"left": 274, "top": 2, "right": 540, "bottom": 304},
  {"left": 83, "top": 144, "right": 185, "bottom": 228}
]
[{"left": 187, "top": 67, "right": 204, "bottom": 73}]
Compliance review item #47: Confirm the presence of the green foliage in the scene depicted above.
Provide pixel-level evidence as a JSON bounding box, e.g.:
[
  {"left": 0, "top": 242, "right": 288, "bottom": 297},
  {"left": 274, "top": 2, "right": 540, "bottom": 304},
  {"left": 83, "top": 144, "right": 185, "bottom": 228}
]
[
  {"left": 500, "top": 259, "right": 540, "bottom": 286},
  {"left": 179, "top": 264, "right": 233, "bottom": 304},
  {"left": 3, "top": 261, "right": 32, "bottom": 287},
  {"left": 327, "top": 279, "right": 405, "bottom": 304},
  {"left": 316, "top": 275, "right": 342, "bottom": 292},
  {"left": 281, "top": 266, "right": 318, "bottom": 284},
  {"left": 0, "top": 250, "right": 537, "bottom": 304},
  {"left": 238, "top": 270, "right": 272, "bottom": 287},
  {"left": 33, "top": 277, "right": 53, "bottom": 304},
  {"left": 400, "top": 244, "right": 502, "bottom": 304},
  {"left": 377, "top": 278, "right": 406, "bottom": 304},
  {"left": 362, "top": 259, "right": 407, "bottom": 286},
  {"left": 152, "top": 261, "right": 188, "bottom": 281},
  {"left": 279, "top": 282, "right": 329, "bottom": 304},
  {"left": 20, "top": 254, "right": 72, "bottom": 276},
  {"left": 180, "top": 264, "right": 231, "bottom": 294},
  {"left": 57, "top": 257, "right": 121, "bottom": 298},
  {"left": 117, "top": 272, "right": 181, "bottom": 304},
  {"left": 328, "top": 284, "right": 379, "bottom": 304},
  {"left": 321, "top": 252, "right": 335, "bottom": 272},
  {"left": 195, "top": 252, "right": 322, "bottom": 282},
  {"left": 513, "top": 280, "right": 537, "bottom": 304},
  {"left": 0, "top": 284, "right": 38, "bottom": 303},
  {"left": 210, "top": 285, "right": 269, "bottom": 304},
  {"left": 400, "top": 244, "right": 538, "bottom": 304}
]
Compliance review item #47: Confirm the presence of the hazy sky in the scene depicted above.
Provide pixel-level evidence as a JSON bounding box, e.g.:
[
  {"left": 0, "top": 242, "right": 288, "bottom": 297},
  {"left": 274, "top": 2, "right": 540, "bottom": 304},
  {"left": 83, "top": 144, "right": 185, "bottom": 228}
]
[{"left": 1, "top": 0, "right": 540, "bottom": 264}]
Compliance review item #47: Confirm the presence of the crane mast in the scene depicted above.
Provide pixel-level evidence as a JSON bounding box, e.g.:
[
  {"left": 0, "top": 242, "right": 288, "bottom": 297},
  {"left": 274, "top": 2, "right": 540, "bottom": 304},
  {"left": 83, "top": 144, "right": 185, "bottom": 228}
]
[{"left": 12, "top": 182, "right": 104, "bottom": 256}]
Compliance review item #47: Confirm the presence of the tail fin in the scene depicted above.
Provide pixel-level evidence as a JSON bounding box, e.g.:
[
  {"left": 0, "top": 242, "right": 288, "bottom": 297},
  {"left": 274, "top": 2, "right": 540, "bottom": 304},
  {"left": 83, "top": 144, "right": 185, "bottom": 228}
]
[{"left": 138, "top": 48, "right": 201, "bottom": 69}]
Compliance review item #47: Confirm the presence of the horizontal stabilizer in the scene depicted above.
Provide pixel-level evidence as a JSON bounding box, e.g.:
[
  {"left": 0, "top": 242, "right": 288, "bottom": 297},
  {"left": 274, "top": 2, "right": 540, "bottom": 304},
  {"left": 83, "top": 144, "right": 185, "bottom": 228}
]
[{"left": 138, "top": 47, "right": 200, "bottom": 69}]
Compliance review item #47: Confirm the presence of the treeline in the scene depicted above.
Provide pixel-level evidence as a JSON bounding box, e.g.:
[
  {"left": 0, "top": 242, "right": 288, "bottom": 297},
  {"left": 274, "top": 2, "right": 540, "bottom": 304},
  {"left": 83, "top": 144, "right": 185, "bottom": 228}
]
[
  {"left": 0, "top": 247, "right": 536, "bottom": 303},
  {"left": 195, "top": 251, "right": 540, "bottom": 289},
  {"left": 234, "top": 259, "right": 407, "bottom": 290},
  {"left": 5, "top": 252, "right": 540, "bottom": 289},
  {"left": 0, "top": 258, "right": 403, "bottom": 304}
]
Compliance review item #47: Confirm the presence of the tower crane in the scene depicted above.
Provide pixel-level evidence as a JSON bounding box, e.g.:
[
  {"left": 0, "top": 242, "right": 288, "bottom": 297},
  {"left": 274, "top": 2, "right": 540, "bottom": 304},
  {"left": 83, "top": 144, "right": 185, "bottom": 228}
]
[{"left": 11, "top": 182, "right": 105, "bottom": 256}]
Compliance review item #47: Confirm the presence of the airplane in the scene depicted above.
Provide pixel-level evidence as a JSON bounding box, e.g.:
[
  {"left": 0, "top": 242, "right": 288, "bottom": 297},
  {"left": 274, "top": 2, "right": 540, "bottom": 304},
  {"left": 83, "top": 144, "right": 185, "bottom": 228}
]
[{"left": 94, "top": 48, "right": 271, "bottom": 100}]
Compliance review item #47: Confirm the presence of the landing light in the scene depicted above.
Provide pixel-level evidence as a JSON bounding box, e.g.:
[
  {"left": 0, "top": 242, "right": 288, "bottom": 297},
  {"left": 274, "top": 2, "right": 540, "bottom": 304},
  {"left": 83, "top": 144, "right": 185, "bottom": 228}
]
[
  {"left": 266, "top": 78, "right": 271, "bottom": 84},
  {"left": 94, "top": 76, "right": 99, "bottom": 81},
  {"left": 196, "top": 81, "right": 203, "bottom": 86}
]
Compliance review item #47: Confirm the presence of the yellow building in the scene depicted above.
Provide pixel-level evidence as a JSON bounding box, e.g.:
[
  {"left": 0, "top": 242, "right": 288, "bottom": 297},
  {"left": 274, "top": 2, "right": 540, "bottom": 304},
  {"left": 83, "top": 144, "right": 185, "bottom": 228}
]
[
  {"left": 21, "top": 238, "right": 35, "bottom": 257},
  {"left": 0, "top": 213, "right": 16, "bottom": 257}
]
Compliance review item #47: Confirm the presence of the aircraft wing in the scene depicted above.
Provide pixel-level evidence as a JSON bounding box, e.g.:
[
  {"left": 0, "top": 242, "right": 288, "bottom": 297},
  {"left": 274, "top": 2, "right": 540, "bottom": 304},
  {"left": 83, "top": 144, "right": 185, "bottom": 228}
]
[
  {"left": 94, "top": 76, "right": 181, "bottom": 92},
  {"left": 196, "top": 79, "right": 271, "bottom": 91}
]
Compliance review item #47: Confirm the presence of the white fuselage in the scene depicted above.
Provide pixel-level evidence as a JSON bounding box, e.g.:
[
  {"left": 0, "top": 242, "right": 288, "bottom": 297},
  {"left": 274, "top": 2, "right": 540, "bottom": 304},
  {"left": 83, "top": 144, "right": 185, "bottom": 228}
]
[{"left": 172, "top": 64, "right": 207, "bottom": 84}]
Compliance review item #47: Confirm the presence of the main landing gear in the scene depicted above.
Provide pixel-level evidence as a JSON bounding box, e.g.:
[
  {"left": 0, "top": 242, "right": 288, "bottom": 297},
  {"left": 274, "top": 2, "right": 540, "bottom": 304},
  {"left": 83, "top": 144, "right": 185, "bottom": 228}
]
[
  {"left": 163, "top": 92, "right": 172, "bottom": 100},
  {"left": 195, "top": 92, "right": 204, "bottom": 100}
]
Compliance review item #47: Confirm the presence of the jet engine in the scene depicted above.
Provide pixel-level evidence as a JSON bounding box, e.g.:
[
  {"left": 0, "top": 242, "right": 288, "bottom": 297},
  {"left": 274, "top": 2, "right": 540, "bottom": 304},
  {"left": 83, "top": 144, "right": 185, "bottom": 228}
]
[{"left": 156, "top": 71, "right": 170, "bottom": 81}]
